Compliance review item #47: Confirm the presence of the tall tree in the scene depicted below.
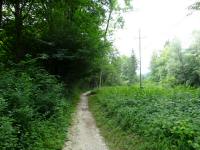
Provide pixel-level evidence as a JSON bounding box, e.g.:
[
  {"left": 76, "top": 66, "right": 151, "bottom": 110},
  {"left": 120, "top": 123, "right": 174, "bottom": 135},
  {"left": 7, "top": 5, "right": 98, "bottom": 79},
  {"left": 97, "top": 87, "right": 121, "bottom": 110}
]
[
  {"left": 149, "top": 35, "right": 200, "bottom": 86},
  {"left": 121, "top": 51, "right": 137, "bottom": 84},
  {"left": 1, "top": 0, "right": 132, "bottom": 86}
]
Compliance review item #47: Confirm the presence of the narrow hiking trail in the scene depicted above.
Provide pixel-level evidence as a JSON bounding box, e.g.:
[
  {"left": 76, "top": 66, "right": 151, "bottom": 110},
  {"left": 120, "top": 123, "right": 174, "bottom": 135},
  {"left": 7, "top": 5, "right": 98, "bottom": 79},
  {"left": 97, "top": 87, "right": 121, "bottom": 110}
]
[{"left": 63, "top": 92, "right": 109, "bottom": 150}]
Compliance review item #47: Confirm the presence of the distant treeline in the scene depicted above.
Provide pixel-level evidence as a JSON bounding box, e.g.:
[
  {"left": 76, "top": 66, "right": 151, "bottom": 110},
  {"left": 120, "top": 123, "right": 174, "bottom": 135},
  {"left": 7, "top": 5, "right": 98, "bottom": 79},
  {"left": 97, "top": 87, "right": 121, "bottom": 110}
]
[{"left": 149, "top": 31, "right": 200, "bottom": 86}]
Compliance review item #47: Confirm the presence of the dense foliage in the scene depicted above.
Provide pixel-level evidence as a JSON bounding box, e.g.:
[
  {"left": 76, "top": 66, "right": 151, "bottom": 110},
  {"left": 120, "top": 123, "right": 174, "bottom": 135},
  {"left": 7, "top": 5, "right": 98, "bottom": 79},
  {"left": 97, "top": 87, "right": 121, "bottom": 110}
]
[
  {"left": 0, "top": 0, "right": 132, "bottom": 86},
  {"left": 90, "top": 85, "right": 200, "bottom": 150},
  {"left": 0, "top": 61, "right": 78, "bottom": 150},
  {"left": 150, "top": 32, "right": 200, "bottom": 86}
]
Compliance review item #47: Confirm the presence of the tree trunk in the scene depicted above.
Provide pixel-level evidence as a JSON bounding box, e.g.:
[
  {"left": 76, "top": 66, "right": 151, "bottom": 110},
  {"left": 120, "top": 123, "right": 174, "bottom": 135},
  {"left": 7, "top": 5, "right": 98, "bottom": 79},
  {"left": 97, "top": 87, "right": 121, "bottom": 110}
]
[
  {"left": 14, "top": 0, "right": 23, "bottom": 61},
  {"left": 99, "top": 70, "right": 102, "bottom": 88},
  {"left": 0, "top": 0, "right": 3, "bottom": 27},
  {"left": 177, "top": 48, "right": 186, "bottom": 84},
  {"left": 104, "top": 7, "right": 112, "bottom": 40}
]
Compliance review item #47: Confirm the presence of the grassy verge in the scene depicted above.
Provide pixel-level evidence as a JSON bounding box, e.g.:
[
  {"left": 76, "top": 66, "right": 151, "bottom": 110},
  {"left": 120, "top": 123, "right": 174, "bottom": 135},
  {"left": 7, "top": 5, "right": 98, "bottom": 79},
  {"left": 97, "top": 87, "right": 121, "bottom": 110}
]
[
  {"left": 89, "top": 85, "right": 200, "bottom": 150},
  {"left": 89, "top": 95, "right": 144, "bottom": 150}
]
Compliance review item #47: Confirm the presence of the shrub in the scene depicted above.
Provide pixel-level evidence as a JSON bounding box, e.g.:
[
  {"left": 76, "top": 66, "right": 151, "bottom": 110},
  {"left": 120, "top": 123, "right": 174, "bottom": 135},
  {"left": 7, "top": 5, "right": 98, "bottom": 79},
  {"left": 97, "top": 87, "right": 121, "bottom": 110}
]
[{"left": 0, "top": 62, "right": 74, "bottom": 149}]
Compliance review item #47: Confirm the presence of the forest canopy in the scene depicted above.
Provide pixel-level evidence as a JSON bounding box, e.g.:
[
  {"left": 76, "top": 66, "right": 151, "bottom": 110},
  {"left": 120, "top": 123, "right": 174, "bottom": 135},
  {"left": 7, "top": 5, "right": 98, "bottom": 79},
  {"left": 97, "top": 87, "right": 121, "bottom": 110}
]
[{"left": 0, "top": 0, "right": 133, "bottom": 86}]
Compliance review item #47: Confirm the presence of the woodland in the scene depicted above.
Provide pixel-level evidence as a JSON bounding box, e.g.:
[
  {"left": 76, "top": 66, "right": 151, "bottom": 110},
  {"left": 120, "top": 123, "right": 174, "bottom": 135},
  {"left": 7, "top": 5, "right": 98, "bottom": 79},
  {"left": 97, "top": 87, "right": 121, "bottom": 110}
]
[{"left": 1, "top": 0, "right": 200, "bottom": 150}]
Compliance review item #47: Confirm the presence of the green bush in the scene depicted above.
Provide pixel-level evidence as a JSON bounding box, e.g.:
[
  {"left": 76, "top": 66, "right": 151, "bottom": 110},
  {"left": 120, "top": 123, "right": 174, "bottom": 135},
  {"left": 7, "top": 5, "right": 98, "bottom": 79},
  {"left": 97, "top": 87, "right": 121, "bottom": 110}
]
[{"left": 0, "top": 62, "right": 75, "bottom": 149}]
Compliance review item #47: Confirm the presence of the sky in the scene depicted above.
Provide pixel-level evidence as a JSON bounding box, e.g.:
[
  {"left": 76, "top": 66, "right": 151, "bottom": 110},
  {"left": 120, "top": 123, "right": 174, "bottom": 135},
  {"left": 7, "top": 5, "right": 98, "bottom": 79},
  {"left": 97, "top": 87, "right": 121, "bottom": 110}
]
[{"left": 114, "top": 0, "right": 200, "bottom": 74}]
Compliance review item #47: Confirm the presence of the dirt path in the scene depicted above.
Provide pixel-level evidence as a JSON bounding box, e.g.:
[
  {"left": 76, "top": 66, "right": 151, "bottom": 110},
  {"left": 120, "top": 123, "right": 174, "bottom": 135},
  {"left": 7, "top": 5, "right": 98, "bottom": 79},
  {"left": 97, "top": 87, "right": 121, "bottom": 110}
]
[{"left": 63, "top": 92, "right": 109, "bottom": 150}]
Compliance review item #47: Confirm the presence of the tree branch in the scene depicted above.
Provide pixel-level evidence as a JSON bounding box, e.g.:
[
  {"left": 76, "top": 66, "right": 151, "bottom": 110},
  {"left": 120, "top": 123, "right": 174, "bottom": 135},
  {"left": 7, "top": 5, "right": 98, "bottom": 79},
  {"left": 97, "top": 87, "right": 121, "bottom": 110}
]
[{"left": 104, "top": 0, "right": 113, "bottom": 40}]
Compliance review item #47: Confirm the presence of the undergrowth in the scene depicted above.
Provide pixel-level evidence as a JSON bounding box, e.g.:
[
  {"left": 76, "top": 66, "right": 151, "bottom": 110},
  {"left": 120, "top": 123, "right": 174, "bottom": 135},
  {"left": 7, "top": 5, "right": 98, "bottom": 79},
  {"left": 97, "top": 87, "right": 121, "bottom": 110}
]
[
  {"left": 0, "top": 61, "right": 79, "bottom": 150},
  {"left": 89, "top": 85, "right": 200, "bottom": 150}
]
